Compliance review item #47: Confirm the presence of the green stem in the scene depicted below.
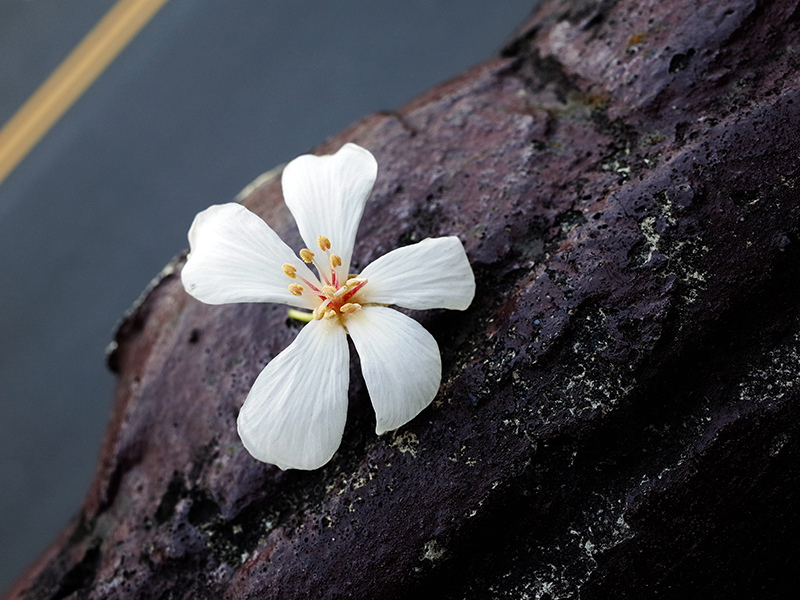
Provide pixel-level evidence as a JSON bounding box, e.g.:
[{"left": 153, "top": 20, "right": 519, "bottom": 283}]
[{"left": 287, "top": 308, "right": 313, "bottom": 323}]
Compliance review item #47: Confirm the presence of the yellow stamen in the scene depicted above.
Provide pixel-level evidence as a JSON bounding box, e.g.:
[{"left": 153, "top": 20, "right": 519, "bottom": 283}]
[
  {"left": 299, "top": 248, "right": 315, "bottom": 263},
  {"left": 313, "top": 303, "right": 328, "bottom": 320},
  {"left": 324, "top": 309, "right": 337, "bottom": 320},
  {"left": 317, "top": 235, "right": 331, "bottom": 251},
  {"left": 322, "top": 285, "right": 337, "bottom": 298},
  {"left": 282, "top": 263, "right": 297, "bottom": 278},
  {"left": 340, "top": 302, "right": 361, "bottom": 314},
  {"left": 329, "top": 254, "right": 342, "bottom": 269},
  {"left": 288, "top": 283, "right": 304, "bottom": 296}
]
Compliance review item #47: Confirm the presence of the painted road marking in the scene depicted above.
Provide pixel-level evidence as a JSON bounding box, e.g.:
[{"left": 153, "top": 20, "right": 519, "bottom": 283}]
[{"left": 0, "top": 0, "right": 170, "bottom": 185}]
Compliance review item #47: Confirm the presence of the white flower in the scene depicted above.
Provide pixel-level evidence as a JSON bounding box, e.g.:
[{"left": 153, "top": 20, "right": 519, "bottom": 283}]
[{"left": 181, "top": 143, "right": 475, "bottom": 470}]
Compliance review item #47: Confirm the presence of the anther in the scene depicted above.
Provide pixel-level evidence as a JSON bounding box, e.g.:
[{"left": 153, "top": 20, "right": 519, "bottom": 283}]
[
  {"left": 329, "top": 254, "right": 342, "bottom": 269},
  {"left": 322, "top": 285, "right": 337, "bottom": 298},
  {"left": 324, "top": 309, "right": 337, "bottom": 320},
  {"left": 317, "top": 236, "right": 332, "bottom": 251},
  {"left": 299, "top": 249, "right": 315, "bottom": 263},
  {"left": 340, "top": 303, "right": 361, "bottom": 314},
  {"left": 345, "top": 278, "right": 364, "bottom": 287},
  {"left": 282, "top": 263, "right": 297, "bottom": 278},
  {"left": 313, "top": 305, "right": 325, "bottom": 320},
  {"left": 288, "top": 283, "right": 304, "bottom": 296}
]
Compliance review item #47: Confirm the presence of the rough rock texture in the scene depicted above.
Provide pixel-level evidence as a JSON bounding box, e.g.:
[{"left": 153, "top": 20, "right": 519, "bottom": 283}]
[{"left": 6, "top": 0, "right": 800, "bottom": 598}]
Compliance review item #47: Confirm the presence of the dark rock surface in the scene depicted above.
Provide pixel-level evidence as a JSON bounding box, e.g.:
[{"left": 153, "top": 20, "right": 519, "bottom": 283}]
[{"left": 6, "top": 0, "right": 800, "bottom": 598}]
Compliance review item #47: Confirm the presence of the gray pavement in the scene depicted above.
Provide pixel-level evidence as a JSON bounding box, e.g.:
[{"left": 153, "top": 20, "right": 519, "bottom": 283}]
[{"left": 0, "top": 0, "right": 536, "bottom": 591}]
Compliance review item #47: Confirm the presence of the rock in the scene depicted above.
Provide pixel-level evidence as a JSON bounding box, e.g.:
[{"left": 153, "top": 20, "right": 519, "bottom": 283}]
[{"left": 6, "top": 0, "right": 800, "bottom": 598}]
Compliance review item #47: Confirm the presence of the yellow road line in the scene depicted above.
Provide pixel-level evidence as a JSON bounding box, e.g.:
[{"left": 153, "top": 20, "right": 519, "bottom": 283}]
[{"left": 0, "top": 0, "right": 170, "bottom": 185}]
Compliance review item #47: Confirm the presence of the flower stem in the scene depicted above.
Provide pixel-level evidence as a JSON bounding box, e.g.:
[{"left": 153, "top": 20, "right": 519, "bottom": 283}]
[{"left": 287, "top": 308, "right": 314, "bottom": 323}]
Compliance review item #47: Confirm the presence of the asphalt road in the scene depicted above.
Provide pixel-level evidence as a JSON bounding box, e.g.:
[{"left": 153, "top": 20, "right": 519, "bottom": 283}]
[{"left": 0, "top": 0, "right": 536, "bottom": 591}]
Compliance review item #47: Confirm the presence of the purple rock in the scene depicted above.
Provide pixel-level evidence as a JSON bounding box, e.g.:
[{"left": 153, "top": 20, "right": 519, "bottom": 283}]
[{"left": 7, "top": 0, "right": 800, "bottom": 598}]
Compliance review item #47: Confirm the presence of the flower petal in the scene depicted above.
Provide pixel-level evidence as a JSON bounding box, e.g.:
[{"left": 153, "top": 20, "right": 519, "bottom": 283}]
[
  {"left": 358, "top": 236, "right": 475, "bottom": 310},
  {"left": 345, "top": 306, "right": 441, "bottom": 434},
  {"left": 182, "top": 203, "right": 318, "bottom": 309},
  {"left": 237, "top": 318, "right": 350, "bottom": 470},
  {"left": 282, "top": 143, "right": 378, "bottom": 277}
]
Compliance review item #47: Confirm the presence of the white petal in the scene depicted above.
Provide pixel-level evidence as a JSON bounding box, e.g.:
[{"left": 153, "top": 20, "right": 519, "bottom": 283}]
[
  {"left": 345, "top": 306, "right": 441, "bottom": 435},
  {"left": 237, "top": 318, "right": 349, "bottom": 470},
  {"left": 181, "top": 203, "right": 318, "bottom": 309},
  {"left": 358, "top": 237, "right": 475, "bottom": 310},
  {"left": 282, "top": 143, "right": 377, "bottom": 277}
]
